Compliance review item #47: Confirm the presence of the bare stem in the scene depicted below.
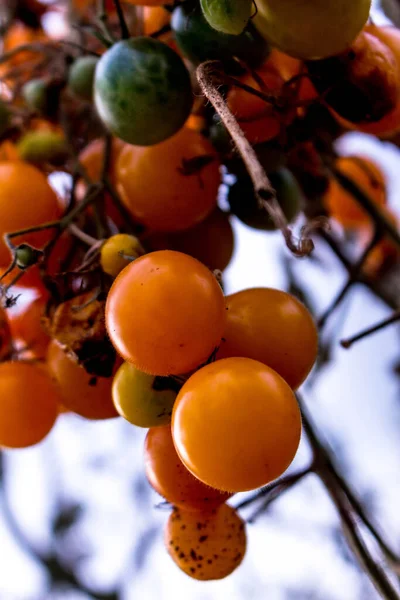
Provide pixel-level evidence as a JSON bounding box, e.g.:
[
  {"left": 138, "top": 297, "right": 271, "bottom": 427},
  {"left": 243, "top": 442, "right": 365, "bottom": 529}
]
[
  {"left": 196, "top": 61, "right": 314, "bottom": 257},
  {"left": 340, "top": 310, "right": 400, "bottom": 349}
]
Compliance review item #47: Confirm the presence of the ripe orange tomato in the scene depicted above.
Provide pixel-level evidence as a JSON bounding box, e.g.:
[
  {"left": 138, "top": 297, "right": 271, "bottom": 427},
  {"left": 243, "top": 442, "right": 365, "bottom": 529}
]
[
  {"left": 9, "top": 294, "right": 50, "bottom": 359},
  {"left": 143, "top": 6, "right": 171, "bottom": 35},
  {"left": 217, "top": 288, "right": 318, "bottom": 389},
  {"left": 144, "top": 208, "right": 234, "bottom": 272},
  {"left": 172, "top": 357, "right": 302, "bottom": 492},
  {"left": 106, "top": 250, "right": 226, "bottom": 376},
  {"left": 115, "top": 127, "right": 220, "bottom": 232},
  {"left": 165, "top": 504, "right": 246, "bottom": 580},
  {"left": 100, "top": 233, "right": 144, "bottom": 278},
  {"left": 46, "top": 340, "right": 119, "bottom": 420},
  {"left": 324, "top": 155, "right": 386, "bottom": 228},
  {"left": 0, "top": 161, "right": 61, "bottom": 266},
  {"left": 144, "top": 426, "right": 231, "bottom": 511},
  {"left": 0, "top": 361, "right": 60, "bottom": 448}
]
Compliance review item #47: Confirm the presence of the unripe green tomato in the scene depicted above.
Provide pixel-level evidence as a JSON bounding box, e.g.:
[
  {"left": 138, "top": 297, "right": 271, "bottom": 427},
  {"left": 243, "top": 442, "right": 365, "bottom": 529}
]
[
  {"left": 0, "top": 100, "right": 11, "bottom": 137},
  {"left": 14, "top": 244, "right": 43, "bottom": 269},
  {"left": 254, "top": 0, "right": 371, "bottom": 59},
  {"left": 17, "top": 130, "right": 68, "bottom": 164},
  {"left": 22, "top": 79, "right": 48, "bottom": 114},
  {"left": 112, "top": 362, "right": 178, "bottom": 427},
  {"left": 68, "top": 55, "right": 99, "bottom": 101},
  {"left": 200, "top": 0, "right": 253, "bottom": 35},
  {"left": 228, "top": 167, "right": 302, "bottom": 230},
  {"left": 94, "top": 37, "right": 193, "bottom": 146},
  {"left": 171, "top": 1, "right": 269, "bottom": 67}
]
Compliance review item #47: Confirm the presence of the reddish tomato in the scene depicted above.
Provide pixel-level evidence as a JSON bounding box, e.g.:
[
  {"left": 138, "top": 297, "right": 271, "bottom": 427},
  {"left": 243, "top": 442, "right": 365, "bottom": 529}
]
[
  {"left": 115, "top": 127, "right": 220, "bottom": 232},
  {"left": 9, "top": 294, "right": 50, "bottom": 359},
  {"left": 324, "top": 155, "right": 386, "bottom": 228},
  {"left": 144, "top": 426, "right": 231, "bottom": 511},
  {"left": 172, "top": 357, "right": 302, "bottom": 492},
  {"left": 0, "top": 161, "right": 61, "bottom": 266},
  {"left": 165, "top": 504, "right": 246, "bottom": 580},
  {"left": 217, "top": 288, "right": 318, "bottom": 389},
  {"left": 106, "top": 250, "right": 226, "bottom": 375},
  {"left": 46, "top": 340, "right": 119, "bottom": 420},
  {"left": 0, "top": 361, "right": 60, "bottom": 448}
]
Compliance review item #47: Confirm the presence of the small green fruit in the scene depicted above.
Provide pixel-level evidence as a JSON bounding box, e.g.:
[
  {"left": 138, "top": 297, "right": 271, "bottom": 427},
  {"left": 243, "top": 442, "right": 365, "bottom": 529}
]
[
  {"left": 200, "top": 0, "right": 253, "bottom": 35},
  {"left": 68, "top": 55, "right": 99, "bottom": 101}
]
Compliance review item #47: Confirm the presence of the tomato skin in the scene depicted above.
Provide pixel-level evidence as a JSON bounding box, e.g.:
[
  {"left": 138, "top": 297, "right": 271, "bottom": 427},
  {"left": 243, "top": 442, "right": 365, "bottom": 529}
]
[
  {"left": 105, "top": 250, "right": 226, "bottom": 376},
  {"left": 165, "top": 504, "right": 246, "bottom": 580},
  {"left": 9, "top": 295, "right": 50, "bottom": 359},
  {"left": 115, "top": 127, "right": 220, "bottom": 233},
  {"left": 0, "top": 361, "right": 60, "bottom": 449},
  {"left": 217, "top": 288, "right": 318, "bottom": 389},
  {"left": 172, "top": 357, "right": 302, "bottom": 493},
  {"left": 144, "top": 426, "right": 231, "bottom": 510},
  {"left": 324, "top": 156, "right": 386, "bottom": 228},
  {"left": 46, "top": 340, "right": 119, "bottom": 420},
  {"left": 0, "top": 161, "right": 61, "bottom": 266},
  {"left": 112, "top": 362, "right": 177, "bottom": 427},
  {"left": 94, "top": 37, "right": 193, "bottom": 146}
]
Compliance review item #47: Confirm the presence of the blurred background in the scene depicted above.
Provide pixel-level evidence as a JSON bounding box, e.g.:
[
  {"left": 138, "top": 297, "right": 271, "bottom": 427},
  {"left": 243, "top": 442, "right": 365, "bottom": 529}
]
[{"left": 1, "top": 1, "right": 400, "bottom": 599}]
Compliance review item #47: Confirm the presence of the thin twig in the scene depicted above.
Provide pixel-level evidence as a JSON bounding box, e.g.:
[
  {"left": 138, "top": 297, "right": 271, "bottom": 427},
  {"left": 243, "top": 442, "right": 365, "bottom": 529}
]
[{"left": 340, "top": 310, "right": 400, "bottom": 349}]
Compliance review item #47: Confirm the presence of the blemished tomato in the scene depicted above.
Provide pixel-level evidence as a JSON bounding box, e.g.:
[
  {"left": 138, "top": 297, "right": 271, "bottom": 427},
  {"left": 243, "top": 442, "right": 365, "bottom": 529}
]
[
  {"left": 100, "top": 234, "right": 145, "bottom": 278},
  {"left": 172, "top": 357, "right": 302, "bottom": 492},
  {"left": 324, "top": 155, "right": 386, "bottom": 228},
  {"left": 115, "top": 127, "right": 220, "bottom": 232},
  {"left": 112, "top": 362, "right": 177, "bottom": 427},
  {"left": 144, "top": 208, "right": 234, "bottom": 272},
  {"left": 94, "top": 38, "right": 193, "bottom": 146},
  {"left": 217, "top": 288, "right": 318, "bottom": 389},
  {"left": 0, "top": 361, "right": 60, "bottom": 448},
  {"left": 144, "top": 426, "right": 231, "bottom": 510},
  {"left": 46, "top": 340, "right": 119, "bottom": 420},
  {"left": 9, "top": 294, "right": 50, "bottom": 359},
  {"left": 165, "top": 504, "right": 246, "bottom": 580},
  {"left": 106, "top": 250, "right": 226, "bottom": 376},
  {"left": 0, "top": 161, "right": 62, "bottom": 266}
]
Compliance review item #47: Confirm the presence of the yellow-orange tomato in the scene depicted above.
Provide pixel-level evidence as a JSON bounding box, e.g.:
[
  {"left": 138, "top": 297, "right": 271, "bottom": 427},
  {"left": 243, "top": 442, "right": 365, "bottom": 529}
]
[
  {"left": 165, "top": 504, "right": 246, "bottom": 580},
  {"left": 0, "top": 361, "right": 60, "bottom": 448},
  {"left": 143, "top": 6, "right": 171, "bottom": 35},
  {"left": 0, "top": 161, "right": 61, "bottom": 266},
  {"left": 172, "top": 357, "right": 301, "bottom": 492},
  {"left": 144, "top": 208, "right": 234, "bottom": 272},
  {"left": 342, "top": 26, "right": 400, "bottom": 137},
  {"left": 324, "top": 155, "right": 386, "bottom": 228},
  {"left": 227, "top": 62, "right": 294, "bottom": 145},
  {"left": 9, "top": 294, "right": 50, "bottom": 359},
  {"left": 106, "top": 250, "right": 226, "bottom": 375},
  {"left": 115, "top": 128, "right": 220, "bottom": 233},
  {"left": 46, "top": 340, "right": 119, "bottom": 420},
  {"left": 100, "top": 233, "right": 145, "bottom": 278},
  {"left": 217, "top": 288, "right": 318, "bottom": 389},
  {"left": 145, "top": 426, "right": 231, "bottom": 511}
]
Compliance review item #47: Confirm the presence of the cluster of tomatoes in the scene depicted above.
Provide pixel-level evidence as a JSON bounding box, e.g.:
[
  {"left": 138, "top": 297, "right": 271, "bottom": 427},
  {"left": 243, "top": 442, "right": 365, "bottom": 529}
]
[{"left": 0, "top": 0, "right": 399, "bottom": 584}]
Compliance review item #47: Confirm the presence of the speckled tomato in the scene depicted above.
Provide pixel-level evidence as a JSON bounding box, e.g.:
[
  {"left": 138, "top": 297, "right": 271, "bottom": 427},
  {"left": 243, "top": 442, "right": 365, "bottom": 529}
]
[
  {"left": 94, "top": 38, "right": 193, "bottom": 146},
  {"left": 165, "top": 504, "right": 246, "bottom": 580}
]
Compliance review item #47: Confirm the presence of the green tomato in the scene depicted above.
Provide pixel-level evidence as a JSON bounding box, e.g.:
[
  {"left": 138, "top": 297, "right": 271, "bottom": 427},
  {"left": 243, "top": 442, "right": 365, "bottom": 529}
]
[
  {"left": 200, "top": 0, "right": 253, "bottom": 35},
  {"left": 68, "top": 55, "right": 99, "bottom": 101},
  {"left": 17, "top": 130, "right": 68, "bottom": 164},
  {"left": 228, "top": 167, "right": 302, "bottom": 230},
  {"left": 94, "top": 37, "right": 193, "bottom": 146},
  {"left": 171, "top": 1, "right": 269, "bottom": 67},
  {"left": 112, "top": 362, "right": 178, "bottom": 427},
  {"left": 0, "top": 100, "right": 11, "bottom": 137},
  {"left": 22, "top": 79, "right": 48, "bottom": 113}
]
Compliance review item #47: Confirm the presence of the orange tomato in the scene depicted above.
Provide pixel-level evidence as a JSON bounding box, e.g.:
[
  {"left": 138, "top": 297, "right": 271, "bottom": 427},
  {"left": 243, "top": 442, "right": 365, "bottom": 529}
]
[
  {"left": 217, "top": 288, "right": 318, "bottom": 389},
  {"left": 143, "top": 6, "right": 171, "bottom": 35},
  {"left": 115, "top": 128, "right": 220, "bottom": 233},
  {"left": 0, "top": 161, "right": 61, "bottom": 266},
  {"left": 324, "top": 155, "right": 386, "bottom": 227},
  {"left": 0, "top": 361, "right": 60, "bottom": 448},
  {"left": 0, "top": 141, "right": 19, "bottom": 161},
  {"left": 144, "top": 426, "right": 231, "bottom": 511},
  {"left": 172, "top": 357, "right": 302, "bottom": 492},
  {"left": 106, "top": 250, "right": 226, "bottom": 376},
  {"left": 165, "top": 504, "right": 246, "bottom": 580},
  {"left": 1, "top": 23, "right": 47, "bottom": 84},
  {"left": 144, "top": 208, "right": 234, "bottom": 272},
  {"left": 46, "top": 340, "right": 119, "bottom": 420},
  {"left": 9, "top": 294, "right": 50, "bottom": 359},
  {"left": 0, "top": 305, "right": 12, "bottom": 361},
  {"left": 359, "top": 209, "right": 400, "bottom": 277}
]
